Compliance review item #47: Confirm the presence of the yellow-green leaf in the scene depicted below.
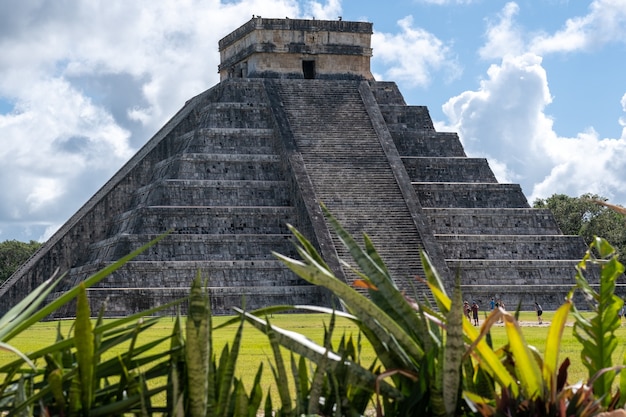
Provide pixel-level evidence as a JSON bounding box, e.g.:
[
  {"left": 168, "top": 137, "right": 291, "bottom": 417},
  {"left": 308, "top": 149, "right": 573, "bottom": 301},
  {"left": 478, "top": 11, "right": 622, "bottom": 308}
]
[
  {"left": 503, "top": 315, "right": 543, "bottom": 399},
  {"left": 48, "top": 368, "right": 66, "bottom": 412},
  {"left": 543, "top": 300, "right": 571, "bottom": 398}
]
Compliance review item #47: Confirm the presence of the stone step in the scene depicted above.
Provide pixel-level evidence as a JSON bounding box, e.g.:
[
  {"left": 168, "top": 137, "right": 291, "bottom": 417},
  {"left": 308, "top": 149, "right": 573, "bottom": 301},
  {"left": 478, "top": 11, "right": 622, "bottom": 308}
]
[
  {"left": 151, "top": 153, "right": 283, "bottom": 181},
  {"left": 203, "top": 79, "right": 270, "bottom": 104},
  {"left": 184, "top": 128, "right": 277, "bottom": 154},
  {"left": 136, "top": 179, "right": 290, "bottom": 206},
  {"left": 437, "top": 234, "right": 587, "bottom": 260},
  {"left": 423, "top": 208, "right": 562, "bottom": 235},
  {"left": 367, "top": 81, "right": 406, "bottom": 105},
  {"left": 445, "top": 259, "right": 581, "bottom": 286},
  {"left": 414, "top": 182, "right": 530, "bottom": 208},
  {"left": 110, "top": 206, "right": 296, "bottom": 235},
  {"left": 391, "top": 131, "right": 466, "bottom": 157},
  {"left": 403, "top": 157, "right": 497, "bottom": 183},
  {"left": 87, "top": 233, "right": 295, "bottom": 262},
  {"left": 67, "top": 259, "right": 304, "bottom": 288},
  {"left": 197, "top": 102, "right": 274, "bottom": 129},
  {"left": 378, "top": 105, "right": 435, "bottom": 130},
  {"left": 50, "top": 283, "right": 329, "bottom": 317}
]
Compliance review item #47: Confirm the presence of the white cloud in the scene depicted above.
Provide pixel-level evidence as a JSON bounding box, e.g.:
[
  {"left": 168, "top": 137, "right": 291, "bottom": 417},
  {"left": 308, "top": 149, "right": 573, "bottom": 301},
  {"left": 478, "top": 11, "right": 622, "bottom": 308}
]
[
  {"left": 479, "top": 1, "right": 626, "bottom": 59},
  {"left": 0, "top": 0, "right": 312, "bottom": 241},
  {"left": 372, "top": 16, "right": 461, "bottom": 87},
  {"left": 443, "top": 51, "right": 626, "bottom": 205},
  {"left": 303, "top": 0, "right": 342, "bottom": 20},
  {"left": 440, "top": 0, "right": 626, "bottom": 206},
  {"left": 479, "top": 2, "right": 524, "bottom": 60},
  {"left": 0, "top": 76, "right": 132, "bottom": 225},
  {"left": 530, "top": 0, "right": 626, "bottom": 54},
  {"left": 443, "top": 53, "right": 553, "bottom": 185}
]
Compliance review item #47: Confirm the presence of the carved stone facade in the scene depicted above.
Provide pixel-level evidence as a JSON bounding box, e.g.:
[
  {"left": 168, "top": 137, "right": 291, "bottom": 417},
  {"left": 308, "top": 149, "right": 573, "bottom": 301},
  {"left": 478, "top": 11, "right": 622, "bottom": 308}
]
[
  {"left": 218, "top": 18, "right": 373, "bottom": 81},
  {"left": 0, "top": 18, "right": 599, "bottom": 316}
]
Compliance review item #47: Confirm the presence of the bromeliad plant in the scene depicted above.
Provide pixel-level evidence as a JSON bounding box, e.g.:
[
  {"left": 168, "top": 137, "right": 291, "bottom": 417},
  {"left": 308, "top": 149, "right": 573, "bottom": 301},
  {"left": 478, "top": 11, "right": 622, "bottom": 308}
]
[
  {"left": 0, "top": 234, "right": 187, "bottom": 416},
  {"left": 236, "top": 204, "right": 626, "bottom": 416},
  {"left": 0, "top": 244, "right": 271, "bottom": 417}
]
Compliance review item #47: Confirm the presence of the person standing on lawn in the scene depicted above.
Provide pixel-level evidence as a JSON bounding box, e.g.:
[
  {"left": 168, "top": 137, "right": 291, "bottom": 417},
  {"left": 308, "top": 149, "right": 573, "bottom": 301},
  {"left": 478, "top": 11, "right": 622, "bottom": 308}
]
[
  {"left": 464, "top": 301, "right": 471, "bottom": 321},
  {"left": 535, "top": 301, "right": 543, "bottom": 324},
  {"left": 471, "top": 301, "right": 479, "bottom": 326}
]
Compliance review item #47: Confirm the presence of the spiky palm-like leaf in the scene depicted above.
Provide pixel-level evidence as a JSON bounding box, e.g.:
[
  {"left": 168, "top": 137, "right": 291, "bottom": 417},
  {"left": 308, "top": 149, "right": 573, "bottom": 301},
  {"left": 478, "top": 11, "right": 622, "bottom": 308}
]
[{"left": 572, "top": 237, "right": 624, "bottom": 405}]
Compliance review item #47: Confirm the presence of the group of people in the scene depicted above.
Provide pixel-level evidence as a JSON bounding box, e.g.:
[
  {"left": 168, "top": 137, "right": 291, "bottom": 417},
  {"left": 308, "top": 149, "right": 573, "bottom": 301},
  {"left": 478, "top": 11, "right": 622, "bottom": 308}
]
[
  {"left": 488, "top": 297, "right": 505, "bottom": 311},
  {"left": 463, "top": 300, "right": 480, "bottom": 326},
  {"left": 464, "top": 298, "right": 507, "bottom": 326},
  {"left": 464, "top": 298, "right": 544, "bottom": 326}
]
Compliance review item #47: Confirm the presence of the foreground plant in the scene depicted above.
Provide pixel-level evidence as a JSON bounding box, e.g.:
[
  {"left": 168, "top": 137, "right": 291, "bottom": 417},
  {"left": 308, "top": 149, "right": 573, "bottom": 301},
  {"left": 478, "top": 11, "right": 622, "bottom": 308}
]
[
  {"left": 0, "top": 235, "right": 185, "bottom": 416},
  {"left": 238, "top": 204, "right": 626, "bottom": 416},
  {"left": 3, "top": 208, "right": 626, "bottom": 416},
  {"left": 181, "top": 274, "right": 266, "bottom": 417}
]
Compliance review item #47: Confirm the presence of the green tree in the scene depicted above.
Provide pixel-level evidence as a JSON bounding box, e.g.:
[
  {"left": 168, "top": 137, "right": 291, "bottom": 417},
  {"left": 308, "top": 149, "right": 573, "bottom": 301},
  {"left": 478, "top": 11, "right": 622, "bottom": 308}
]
[
  {"left": 0, "top": 239, "right": 41, "bottom": 283},
  {"left": 533, "top": 193, "right": 626, "bottom": 256}
]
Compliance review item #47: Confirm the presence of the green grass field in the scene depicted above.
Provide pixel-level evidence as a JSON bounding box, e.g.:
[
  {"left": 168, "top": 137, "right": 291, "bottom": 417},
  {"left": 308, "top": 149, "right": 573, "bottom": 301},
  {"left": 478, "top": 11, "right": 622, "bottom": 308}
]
[{"left": 2, "top": 311, "right": 625, "bottom": 400}]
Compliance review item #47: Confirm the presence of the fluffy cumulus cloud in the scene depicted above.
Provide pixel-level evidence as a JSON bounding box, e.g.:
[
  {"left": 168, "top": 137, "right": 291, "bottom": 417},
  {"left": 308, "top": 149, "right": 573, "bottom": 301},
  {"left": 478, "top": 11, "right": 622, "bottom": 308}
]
[
  {"left": 530, "top": 0, "right": 626, "bottom": 54},
  {"left": 442, "top": 53, "right": 554, "bottom": 186},
  {"left": 478, "top": 2, "right": 525, "bottom": 60},
  {"left": 0, "top": 0, "right": 337, "bottom": 241},
  {"left": 442, "top": 0, "right": 626, "bottom": 205},
  {"left": 371, "top": 16, "right": 461, "bottom": 87}
]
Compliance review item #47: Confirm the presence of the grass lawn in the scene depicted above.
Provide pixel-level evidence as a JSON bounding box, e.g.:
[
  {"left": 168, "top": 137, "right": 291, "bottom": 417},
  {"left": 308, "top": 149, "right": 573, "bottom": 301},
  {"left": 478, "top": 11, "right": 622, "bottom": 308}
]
[{"left": 2, "top": 310, "right": 625, "bottom": 403}]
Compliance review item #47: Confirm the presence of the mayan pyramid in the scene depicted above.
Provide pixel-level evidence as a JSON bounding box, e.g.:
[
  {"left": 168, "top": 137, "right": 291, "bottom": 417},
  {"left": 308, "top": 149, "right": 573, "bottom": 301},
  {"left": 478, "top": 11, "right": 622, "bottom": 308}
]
[{"left": 0, "top": 17, "right": 590, "bottom": 316}]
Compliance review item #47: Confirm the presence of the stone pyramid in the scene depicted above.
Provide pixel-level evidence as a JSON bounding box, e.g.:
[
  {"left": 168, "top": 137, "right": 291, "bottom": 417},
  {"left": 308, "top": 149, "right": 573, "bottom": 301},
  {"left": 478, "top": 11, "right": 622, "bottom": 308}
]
[{"left": 0, "top": 18, "right": 589, "bottom": 316}]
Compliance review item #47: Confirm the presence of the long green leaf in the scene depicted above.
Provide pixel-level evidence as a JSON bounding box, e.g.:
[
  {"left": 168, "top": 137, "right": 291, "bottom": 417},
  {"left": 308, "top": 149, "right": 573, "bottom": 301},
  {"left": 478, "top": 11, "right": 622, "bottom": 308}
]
[
  {"left": 248, "top": 364, "right": 264, "bottom": 416},
  {"left": 185, "top": 274, "right": 209, "bottom": 417},
  {"left": 0, "top": 272, "right": 65, "bottom": 341},
  {"left": 0, "top": 316, "right": 163, "bottom": 378},
  {"left": 167, "top": 312, "right": 185, "bottom": 417},
  {"left": 274, "top": 251, "right": 424, "bottom": 364},
  {"left": 266, "top": 316, "right": 293, "bottom": 414},
  {"left": 442, "top": 278, "right": 464, "bottom": 417},
  {"left": 0, "top": 232, "right": 170, "bottom": 343},
  {"left": 543, "top": 300, "right": 571, "bottom": 400},
  {"left": 75, "top": 283, "right": 94, "bottom": 410},
  {"left": 235, "top": 308, "right": 401, "bottom": 399},
  {"left": 0, "top": 342, "right": 37, "bottom": 372},
  {"left": 216, "top": 316, "right": 244, "bottom": 417},
  {"left": 305, "top": 211, "right": 429, "bottom": 349},
  {"left": 573, "top": 237, "right": 624, "bottom": 404},
  {"left": 426, "top": 274, "right": 519, "bottom": 395},
  {"left": 503, "top": 314, "right": 543, "bottom": 399}
]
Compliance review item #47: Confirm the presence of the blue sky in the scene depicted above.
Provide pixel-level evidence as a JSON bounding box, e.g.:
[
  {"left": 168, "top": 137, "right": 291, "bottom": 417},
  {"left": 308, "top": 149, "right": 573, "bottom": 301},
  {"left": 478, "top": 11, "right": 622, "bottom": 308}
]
[{"left": 0, "top": 0, "right": 625, "bottom": 242}]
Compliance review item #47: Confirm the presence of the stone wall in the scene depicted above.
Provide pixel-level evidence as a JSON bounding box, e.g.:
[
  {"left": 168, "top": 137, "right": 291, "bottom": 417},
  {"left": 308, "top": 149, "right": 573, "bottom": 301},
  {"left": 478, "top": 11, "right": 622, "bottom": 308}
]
[{"left": 219, "top": 18, "right": 373, "bottom": 80}]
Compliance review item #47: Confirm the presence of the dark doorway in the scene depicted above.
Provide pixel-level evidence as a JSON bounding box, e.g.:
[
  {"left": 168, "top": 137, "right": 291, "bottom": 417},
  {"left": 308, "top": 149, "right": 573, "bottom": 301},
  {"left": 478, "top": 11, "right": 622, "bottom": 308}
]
[{"left": 302, "top": 60, "right": 316, "bottom": 79}]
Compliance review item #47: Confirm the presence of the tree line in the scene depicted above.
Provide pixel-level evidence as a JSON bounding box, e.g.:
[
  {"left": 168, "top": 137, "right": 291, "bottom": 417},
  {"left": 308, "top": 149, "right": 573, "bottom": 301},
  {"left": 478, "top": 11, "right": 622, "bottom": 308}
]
[
  {"left": 532, "top": 193, "right": 626, "bottom": 256},
  {"left": 0, "top": 239, "right": 42, "bottom": 283}
]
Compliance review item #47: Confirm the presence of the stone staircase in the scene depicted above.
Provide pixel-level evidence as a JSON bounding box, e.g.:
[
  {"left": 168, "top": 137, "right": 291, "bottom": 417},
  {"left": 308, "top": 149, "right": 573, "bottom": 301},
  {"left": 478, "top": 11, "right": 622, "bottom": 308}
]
[
  {"left": 51, "top": 79, "right": 330, "bottom": 316},
  {"left": 269, "top": 79, "right": 430, "bottom": 298},
  {"left": 371, "top": 81, "right": 588, "bottom": 309}
]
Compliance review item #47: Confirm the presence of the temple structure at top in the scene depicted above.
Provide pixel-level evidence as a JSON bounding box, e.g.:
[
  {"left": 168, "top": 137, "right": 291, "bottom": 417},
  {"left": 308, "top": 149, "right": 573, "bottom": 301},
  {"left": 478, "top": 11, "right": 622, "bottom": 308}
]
[
  {"left": 218, "top": 18, "right": 374, "bottom": 80},
  {"left": 0, "top": 17, "right": 599, "bottom": 317}
]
